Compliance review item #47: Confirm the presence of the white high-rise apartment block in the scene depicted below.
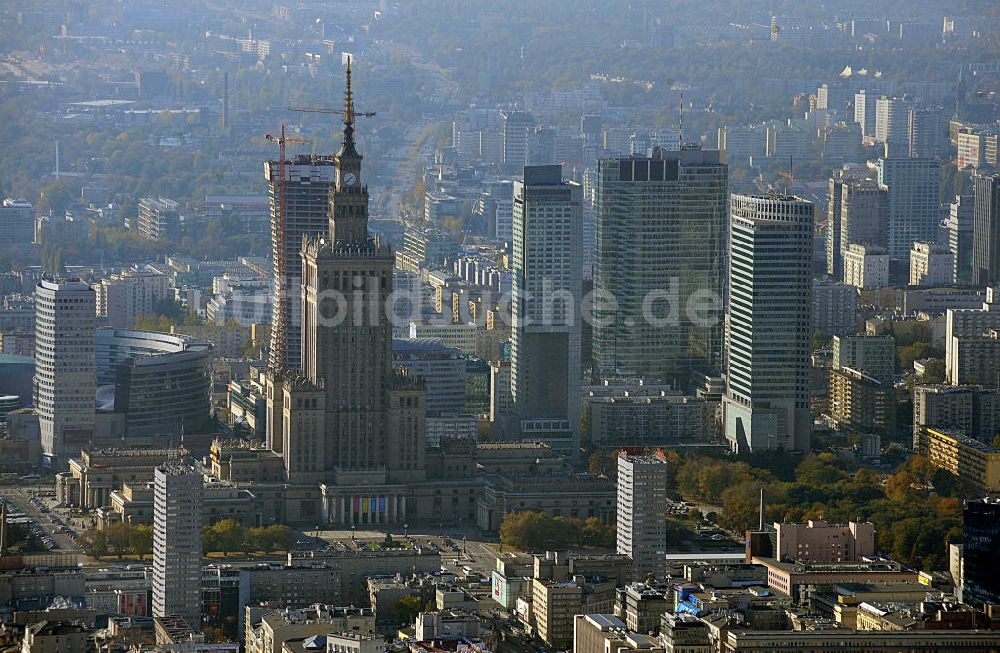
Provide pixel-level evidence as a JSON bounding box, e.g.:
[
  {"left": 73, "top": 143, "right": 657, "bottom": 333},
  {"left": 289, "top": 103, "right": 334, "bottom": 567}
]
[
  {"left": 948, "top": 330, "right": 1000, "bottom": 387},
  {"left": 501, "top": 110, "right": 534, "bottom": 173},
  {"left": 95, "top": 266, "right": 171, "bottom": 329},
  {"left": 843, "top": 243, "right": 890, "bottom": 289},
  {"left": 956, "top": 130, "right": 999, "bottom": 170},
  {"left": 812, "top": 280, "right": 858, "bottom": 337},
  {"left": 137, "top": 197, "right": 180, "bottom": 242},
  {"left": 511, "top": 165, "right": 582, "bottom": 457},
  {"left": 854, "top": 91, "right": 875, "bottom": 137},
  {"left": 34, "top": 278, "right": 96, "bottom": 467},
  {"left": 724, "top": 195, "right": 813, "bottom": 453},
  {"left": 616, "top": 453, "right": 669, "bottom": 578},
  {"left": 945, "top": 288, "right": 1000, "bottom": 382},
  {"left": 152, "top": 461, "right": 203, "bottom": 629},
  {"left": 391, "top": 270, "right": 423, "bottom": 338},
  {"left": 716, "top": 125, "right": 767, "bottom": 165},
  {"left": 908, "top": 106, "right": 947, "bottom": 159},
  {"left": 910, "top": 242, "right": 954, "bottom": 287},
  {"left": 0, "top": 198, "right": 34, "bottom": 245}
]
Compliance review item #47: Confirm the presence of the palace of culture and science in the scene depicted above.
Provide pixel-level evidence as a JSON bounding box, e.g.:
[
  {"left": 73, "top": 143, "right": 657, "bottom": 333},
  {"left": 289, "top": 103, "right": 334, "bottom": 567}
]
[
  {"left": 261, "top": 62, "right": 481, "bottom": 526},
  {"left": 62, "top": 64, "right": 614, "bottom": 532}
]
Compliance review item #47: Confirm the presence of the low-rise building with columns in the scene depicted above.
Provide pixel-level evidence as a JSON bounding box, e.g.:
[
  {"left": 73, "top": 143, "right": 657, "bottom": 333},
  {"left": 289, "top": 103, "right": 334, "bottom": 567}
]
[{"left": 56, "top": 448, "right": 182, "bottom": 510}]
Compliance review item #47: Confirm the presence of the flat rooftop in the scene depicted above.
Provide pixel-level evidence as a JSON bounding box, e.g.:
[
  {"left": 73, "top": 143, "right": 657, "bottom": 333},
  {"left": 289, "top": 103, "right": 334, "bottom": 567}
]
[{"left": 753, "top": 557, "right": 907, "bottom": 574}]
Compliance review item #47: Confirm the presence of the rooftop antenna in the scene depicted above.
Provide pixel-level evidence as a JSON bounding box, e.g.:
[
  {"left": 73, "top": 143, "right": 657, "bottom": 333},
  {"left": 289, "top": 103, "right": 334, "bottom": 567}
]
[
  {"left": 178, "top": 417, "right": 186, "bottom": 462},
  {"left": 678, "top": 92, "right": 684, "bottom": 149},
  {"left": 955, "top": 63, "right": 964, "bottom": 120},
  {"left": 221, "top": 71, "right": 230, "bottom": 134},
  {"left": 781, "top": 155, "right": 794, "bottom": 194},
  {"left": 758, "top": 487, "right": 766, "bottom": 531}
]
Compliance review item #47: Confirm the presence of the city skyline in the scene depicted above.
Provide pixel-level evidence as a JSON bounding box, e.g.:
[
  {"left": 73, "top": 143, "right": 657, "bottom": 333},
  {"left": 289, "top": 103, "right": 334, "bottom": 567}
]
[{"left": 2, "top": 0, "right": 1000, "bottom": 649}]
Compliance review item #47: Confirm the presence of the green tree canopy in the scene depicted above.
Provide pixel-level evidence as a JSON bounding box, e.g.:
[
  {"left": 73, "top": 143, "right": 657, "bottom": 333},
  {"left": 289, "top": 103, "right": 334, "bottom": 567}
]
[{"left": 500, "top": 511, "right": 614, "bottom": 551}]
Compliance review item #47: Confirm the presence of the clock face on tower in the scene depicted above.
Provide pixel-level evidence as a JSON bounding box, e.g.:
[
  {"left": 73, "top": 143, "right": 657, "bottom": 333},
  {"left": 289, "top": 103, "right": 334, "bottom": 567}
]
[{"left": 343, "top": 172, "right": 358, "bottom": 187}]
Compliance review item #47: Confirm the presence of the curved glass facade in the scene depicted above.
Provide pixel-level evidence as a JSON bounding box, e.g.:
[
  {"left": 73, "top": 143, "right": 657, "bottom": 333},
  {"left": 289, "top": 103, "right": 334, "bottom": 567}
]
[{"left": 96, "top": 328, "right": 213, "bottom": 437}]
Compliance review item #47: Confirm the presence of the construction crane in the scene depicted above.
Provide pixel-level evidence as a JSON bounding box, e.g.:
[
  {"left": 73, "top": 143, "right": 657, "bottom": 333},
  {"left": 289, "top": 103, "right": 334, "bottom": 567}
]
[
  {"left": 290, "top": 56, "right": 377, "bottom": 124},
  {"left": 263, "top": 123, "right": 311, "bottom": 372},
  {"left": 290, "top": 106, "right": 377, "bottom": 119}
]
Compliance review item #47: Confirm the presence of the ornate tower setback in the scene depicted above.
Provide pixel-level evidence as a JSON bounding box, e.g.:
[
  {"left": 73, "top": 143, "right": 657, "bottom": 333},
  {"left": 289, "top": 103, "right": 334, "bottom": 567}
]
[{"left": 300, "top": 59, "right": 427, "bottom": 489}]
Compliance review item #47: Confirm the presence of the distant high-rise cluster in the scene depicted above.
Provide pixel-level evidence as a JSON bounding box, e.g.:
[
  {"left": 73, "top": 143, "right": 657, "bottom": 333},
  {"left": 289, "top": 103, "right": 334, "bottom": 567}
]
[
  {"left": 12, "top": 4, "right": 1000, "bottom": 650},
  {"left": 824, "top": 155, "right": 941, "bottom": 286},
  {"left": 826, "top": 168, "right": 887, "bottom": 279}
]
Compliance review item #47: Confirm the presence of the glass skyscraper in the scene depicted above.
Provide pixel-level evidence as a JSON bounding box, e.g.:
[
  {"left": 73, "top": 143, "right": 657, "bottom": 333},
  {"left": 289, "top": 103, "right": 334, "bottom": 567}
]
[
  {"left": 593, "top": 146, "right": 727, "bottom": 387},
  {"left": 511, "top": 165, "right": 582, "bottom": 457},
  {"left": 962, "top": 497, "right": 1000, "bottom": 606},
  {"left": 724, "top": 194, "right": 814, "bottom": 453}
]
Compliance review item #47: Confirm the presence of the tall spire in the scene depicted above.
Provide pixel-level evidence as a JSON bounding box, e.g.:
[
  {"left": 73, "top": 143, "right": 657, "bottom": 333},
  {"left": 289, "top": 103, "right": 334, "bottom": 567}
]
[
  {"left": 339, "top": 56, "right": 359, "bottom": 158},
  {"left": 345, "top": 56, "right": 354, "bottom": 128}
]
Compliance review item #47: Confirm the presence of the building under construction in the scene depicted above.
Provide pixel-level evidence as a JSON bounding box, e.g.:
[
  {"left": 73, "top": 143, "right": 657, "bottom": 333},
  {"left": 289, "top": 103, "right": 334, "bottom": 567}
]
[{"left": 264, "top": 154, "right": 336, "bottom": 371}]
